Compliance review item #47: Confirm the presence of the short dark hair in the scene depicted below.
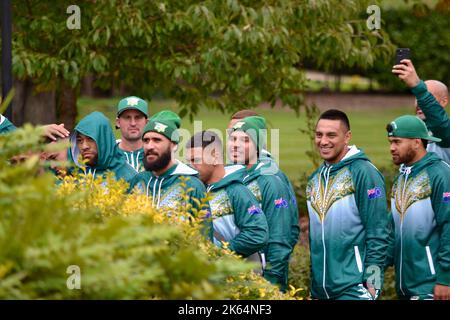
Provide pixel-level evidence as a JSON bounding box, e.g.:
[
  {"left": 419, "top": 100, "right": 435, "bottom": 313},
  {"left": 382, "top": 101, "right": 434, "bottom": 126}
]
[
  {"left": 186, "top": 130, "right": 222, "bottom": 150},
  {"left": 231, "top": 109, "right": 259, "bottom": 120},
  {"left": 421, "top": 139, "right": 428, "bottom": 149},
  {"left": 317, "top": 109, "right": 350, "bottom": 131}
]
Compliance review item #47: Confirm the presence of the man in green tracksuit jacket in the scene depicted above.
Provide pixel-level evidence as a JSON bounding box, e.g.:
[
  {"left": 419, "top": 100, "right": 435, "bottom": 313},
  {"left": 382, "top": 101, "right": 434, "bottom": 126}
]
[
  {"left": 307, "top": 109, "right": 390, "bottom": 300},
  {"left": 186, "top": 130, "right": 268, "bottom": 271},
  {"left": 386, "top": 115, "right": 450, "bottom": 300},
  {"left": 0, "top": 114, "right": 16, "bottom": 134},
  {"left": 393, "top": 59, "right": 449, "bottom": 164},
  {"left": 128, "top": 111, "right": 209, "bottom": 219},
  {"left": 70, "top": 111, "right": 137, "bottom": 183},
  {"left": 228, "top": 109, "right": 297, "bottom": 206},
  {"left": 115, "top": 96, "right": 149, "bottom": 172},
  {"left": 228, "top": 116, "right": 300, "bottom": 292}
]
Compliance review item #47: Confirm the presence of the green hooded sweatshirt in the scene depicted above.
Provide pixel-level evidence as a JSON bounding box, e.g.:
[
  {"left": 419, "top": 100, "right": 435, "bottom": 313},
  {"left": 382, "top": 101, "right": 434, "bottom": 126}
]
[
  {"left": 70, "top": 111, "right": 137, "bottom": 183},
  {"left": 0, "top": 115, "right": 16, "bottom": 134},
  {"left": 389, "top": 152, "right": 450, "bottom": 299},
  {"left": 260, "top": 149, "right": 297, "bottom": 204},
  {"left": 128, "top": 160, "right": 209, "bottom": 218},
  {"left": 306, "top": 146, "right": 390, "bottom": 299},
  {"left": 206, "top": 165, "right": 268, "bottom": 260},
  {"left": 411, "top": 80, "right": 450, "bottom": 164},
  {"left": 242, "top": 161, "right": 300, "bottom": 291},
  {"left": 116, "top": 140, "right": 144, "bottom": 172}
]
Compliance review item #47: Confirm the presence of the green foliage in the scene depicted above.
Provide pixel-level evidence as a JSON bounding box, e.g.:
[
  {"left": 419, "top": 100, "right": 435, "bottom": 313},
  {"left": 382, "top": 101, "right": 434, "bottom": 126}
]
[
  {"left": 367, "top": 6, "right": 450, "bottom": 90},
  {"left": 0, "top": 127, "right": 292, "bottom": 299},
  {"left": 11, "top": 0, "right": 393, "bottom": 117}
]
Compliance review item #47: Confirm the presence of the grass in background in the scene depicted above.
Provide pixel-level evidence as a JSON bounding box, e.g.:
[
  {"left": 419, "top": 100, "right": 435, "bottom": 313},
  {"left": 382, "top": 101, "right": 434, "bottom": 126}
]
[{"left": 78, "top": 97, "right": 411, "bottom": 178}]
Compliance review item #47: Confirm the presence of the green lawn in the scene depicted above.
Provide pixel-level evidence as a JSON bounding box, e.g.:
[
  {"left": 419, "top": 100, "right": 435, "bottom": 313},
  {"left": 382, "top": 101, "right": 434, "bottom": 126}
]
[{"left": 78, "top": 97, "right": 412, "bottom": 179}]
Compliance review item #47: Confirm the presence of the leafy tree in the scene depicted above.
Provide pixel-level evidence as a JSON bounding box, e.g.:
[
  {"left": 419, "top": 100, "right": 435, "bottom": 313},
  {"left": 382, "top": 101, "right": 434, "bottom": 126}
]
[{"left": 8, "top": 0, "right": 393, "bottom": 127}]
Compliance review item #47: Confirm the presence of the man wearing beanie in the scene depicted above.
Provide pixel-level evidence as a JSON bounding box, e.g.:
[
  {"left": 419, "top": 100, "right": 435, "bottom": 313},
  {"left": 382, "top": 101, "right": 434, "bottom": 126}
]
[
  {"left": 115, "top": 96, "right": 149, "bottom": 172},
  {"left": 227, "top": 110, "right": 297, "bottom": 206},
  {"left": 306, "top": 109, "right": 390, "bottom": 300},
  {"left": 228, "top": 115, "right": 300, "bottom": 292},
  {"left": 386, "top": 115, "right": 450, "bottom": 300},
  {"left": 128, "top": 110, "right": 210, "bottom": 219},
  {"left": 70, "top": 111, "right": 137, "bottom": 183}
]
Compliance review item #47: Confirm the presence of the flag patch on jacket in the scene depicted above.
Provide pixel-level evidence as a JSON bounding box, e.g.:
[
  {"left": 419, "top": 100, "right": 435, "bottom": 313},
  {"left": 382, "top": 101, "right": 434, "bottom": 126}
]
[
  {"left": 367, "top": 187, "right": 382, "bottom": 200},
  {"left": 443, "top": 192, "right": 450, "bottom": 203},
  {"left": 274, "top": 198, "right": 288, "bottom": 209},
  {"left": 247, "top": 205, "right": 263, "bottom": 215}
]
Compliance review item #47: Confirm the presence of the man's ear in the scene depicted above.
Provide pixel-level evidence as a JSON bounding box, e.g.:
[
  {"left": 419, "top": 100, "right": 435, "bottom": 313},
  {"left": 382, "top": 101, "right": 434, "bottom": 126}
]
[
  {"left": 441, "top": 96, "right": 448, "bottom": 108},
  {"left": 115, "top": 118, "right": 120, "bottom": 130},
  {"left": 345, "top": 130, "right": 352, "bottom": 144}
]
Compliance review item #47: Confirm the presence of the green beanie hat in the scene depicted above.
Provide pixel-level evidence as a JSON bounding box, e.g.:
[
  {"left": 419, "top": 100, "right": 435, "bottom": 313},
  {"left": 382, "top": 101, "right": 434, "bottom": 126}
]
[
  {"left": 231, "top": 115, "right": 267, "bottom": 151},
  {"left": 386, "top": 115, "right": 441, "bottom": 142},
  {"left": 117, "top": 96, "right": 149, "bottom": 118},
  {"left": 142, "top": 110, "right": 181, "bottom": 143}
]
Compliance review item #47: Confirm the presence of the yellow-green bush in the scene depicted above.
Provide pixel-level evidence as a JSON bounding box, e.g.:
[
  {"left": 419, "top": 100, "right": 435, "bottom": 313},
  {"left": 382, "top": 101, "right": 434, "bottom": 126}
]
[{"left": 0, "top": 126, "right": 295, "bottom": 299}]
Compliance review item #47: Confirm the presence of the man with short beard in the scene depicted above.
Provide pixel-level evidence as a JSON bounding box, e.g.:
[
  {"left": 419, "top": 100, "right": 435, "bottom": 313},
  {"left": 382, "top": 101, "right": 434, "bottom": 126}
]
[
  {"left": 115, "top": 96, "right": 149, "bottom": 172},
  {"left": 386, "top": 115, "right": 450, "bottom": 300},
  {"left": 128, "top": 111, "right": 209, "bottom": 219}
]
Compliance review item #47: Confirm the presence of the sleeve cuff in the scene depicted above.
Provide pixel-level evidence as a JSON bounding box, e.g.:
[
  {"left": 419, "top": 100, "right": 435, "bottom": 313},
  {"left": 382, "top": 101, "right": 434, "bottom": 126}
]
[{"left": 410, "top": 80, "right": 427, "bottom": 97}]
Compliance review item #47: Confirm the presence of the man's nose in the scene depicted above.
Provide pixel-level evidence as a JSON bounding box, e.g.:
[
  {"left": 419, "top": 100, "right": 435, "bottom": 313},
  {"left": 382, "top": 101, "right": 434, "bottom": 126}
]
[{"left": 80, "top": 141, "right": 89, "bottom": 150}]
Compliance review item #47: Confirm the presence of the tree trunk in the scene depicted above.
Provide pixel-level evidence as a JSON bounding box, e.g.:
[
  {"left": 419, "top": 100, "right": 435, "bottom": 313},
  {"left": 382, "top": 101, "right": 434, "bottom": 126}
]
[
  {"left": 81, "top": 75, "right": 94, "bottom": 97},
  {"left": 57, "top": 82, "right": 78, "bottom": 131},
  {"left": 12, "top": 79, "right": 56, "bottom": 126}
]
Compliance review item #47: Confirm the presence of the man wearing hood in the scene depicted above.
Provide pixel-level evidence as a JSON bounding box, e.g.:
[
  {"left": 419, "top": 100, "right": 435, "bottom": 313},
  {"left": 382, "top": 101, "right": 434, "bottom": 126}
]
[
  {"left": 70, "top": 111, "right": 136, "bottom": 183},
  {"left": 186, "top": 130, "right": 268, "bottom": 272},
  {"left": 228, "top": 116, "right": 300, "bottom": 292},
  {"left": 128, "top": 111, "right": 209, "bottom": 219},
  {"left": 306, "top": 109, "right": 390, "bottom": 300},
  {"left": 115, "top": 96, "right": 149, "bottom": 172},
  {"left": 387, "top": 115, "right": 450, "bottom": 300}
]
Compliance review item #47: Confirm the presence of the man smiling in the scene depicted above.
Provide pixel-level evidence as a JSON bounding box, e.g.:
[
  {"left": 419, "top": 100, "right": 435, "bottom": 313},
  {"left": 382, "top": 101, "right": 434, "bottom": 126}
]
[{"left": 306, "top": 109, "right": 390, "bottom": 300}]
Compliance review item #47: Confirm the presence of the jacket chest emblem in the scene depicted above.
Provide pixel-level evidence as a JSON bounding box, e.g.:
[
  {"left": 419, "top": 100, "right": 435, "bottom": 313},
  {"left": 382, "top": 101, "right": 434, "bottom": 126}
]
[
  {"left": 209, "top": 190, "right": 232, "bottom": 219},
  {"left": 307, "top": 168, "right": 354, "bottom": 222},
  {"left": 392, "top": 171, "right": 430, "bottom": 220}
]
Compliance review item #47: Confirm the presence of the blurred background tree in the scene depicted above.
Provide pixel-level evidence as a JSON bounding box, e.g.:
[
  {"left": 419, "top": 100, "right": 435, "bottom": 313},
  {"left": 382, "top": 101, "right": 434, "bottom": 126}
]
[{"left": 7, "top": 0, "right": 393, "bottom": 129}]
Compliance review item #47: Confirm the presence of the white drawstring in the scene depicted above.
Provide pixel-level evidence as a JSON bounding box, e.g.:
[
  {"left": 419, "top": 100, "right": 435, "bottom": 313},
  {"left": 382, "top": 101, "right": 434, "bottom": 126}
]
[
  {"left": 130, "top": 152, "right": 135, "bottom": 170},
  {"left": 87, "top": 167, "right": 97, "bottom": 179},
  {"left": 135, "top": 151, "right": 140, "bottom": 171},
  {"left": 206, "top": 184, "right": 214, "bottom": 192},
  {"left": 399, "top": 164, "right": 412, "bottom": 214},
  {"left": 152, "top": 177, "right": 158, "bottom": 207},
  {"left": 124, "top": 152, "right": 130, "bottom": 166},
  {"left": 156, "top": 178, "right": 164, "bottom": 208},
  {"left": 323, "top": 165, "right": 332, "bottom": 204}
]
